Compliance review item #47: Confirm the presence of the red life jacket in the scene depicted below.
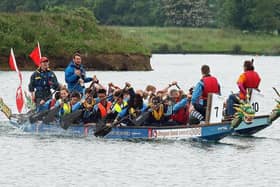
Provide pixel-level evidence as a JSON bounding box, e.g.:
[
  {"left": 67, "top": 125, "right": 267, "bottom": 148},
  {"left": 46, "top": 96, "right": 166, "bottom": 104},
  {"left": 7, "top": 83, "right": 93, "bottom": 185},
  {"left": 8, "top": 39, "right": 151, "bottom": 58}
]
[
  {"left": 98, "top": 102, "right": 112, "bottom": 118},
  {"left": 49, "top": 99, "right": 56, "bottom": 108},
  {"left": 201, "top": 76, "right": 219, "bottom": 100},
  {"left": 243, "top": 71, "right": 261, "bottom": 89},
  {"left": 171, "top": 102, "right": 189, "bottom": 124}
]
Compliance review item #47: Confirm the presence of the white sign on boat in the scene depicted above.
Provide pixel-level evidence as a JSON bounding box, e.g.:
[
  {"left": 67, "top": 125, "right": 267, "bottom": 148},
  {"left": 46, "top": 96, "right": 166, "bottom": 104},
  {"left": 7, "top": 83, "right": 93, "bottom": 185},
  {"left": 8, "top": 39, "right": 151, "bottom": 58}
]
[
  {"left": 152, "top": 128, "right": 202, "bottom": 139},
  {"left": 206, "top": 93, "right": 225, "bottom": 123},
  {"left": 250, "top": 89, "right": 265, "bottom": 115}
]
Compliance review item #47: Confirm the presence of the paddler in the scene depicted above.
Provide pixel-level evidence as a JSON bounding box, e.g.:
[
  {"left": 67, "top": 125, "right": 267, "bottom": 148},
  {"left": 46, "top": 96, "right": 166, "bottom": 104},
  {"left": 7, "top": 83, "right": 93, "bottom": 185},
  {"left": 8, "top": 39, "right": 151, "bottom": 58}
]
[
  {"left": 105, "top": 89, "right": 128, "bottom": 122},
  {"left": 80, "top": 87, "right": 97, "bottom": 123},
  {"left": 28, "top": 56, "right": 60, "bottom": 111},
  {"left": 165, "top": 88, "right": 189, "bottom": 125},
  {"left": 94, "top": 89, "right": 112, "bottom": 120},
  {"left": 190, "top": 65, "right": 220, "bottom": 122},
  {"left": 114, "top": 82, "right": 148, "bottom": 126},
  {"left": 225, "top": 60, "right": 261, "bottom": 116},
  {"left": 64, "top": 52, "right": 94, "bottom": 95},
  {"left": 54, "top": 88, "right": 82, "bottom": 117}
]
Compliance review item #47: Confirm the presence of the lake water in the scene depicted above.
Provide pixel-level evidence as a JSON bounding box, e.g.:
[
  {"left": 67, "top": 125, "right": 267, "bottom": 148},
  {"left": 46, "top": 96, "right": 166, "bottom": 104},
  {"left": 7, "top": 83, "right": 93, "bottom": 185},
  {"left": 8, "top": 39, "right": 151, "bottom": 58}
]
[{"left": 0, "top": 54, "right": 280, "bottom": 186}]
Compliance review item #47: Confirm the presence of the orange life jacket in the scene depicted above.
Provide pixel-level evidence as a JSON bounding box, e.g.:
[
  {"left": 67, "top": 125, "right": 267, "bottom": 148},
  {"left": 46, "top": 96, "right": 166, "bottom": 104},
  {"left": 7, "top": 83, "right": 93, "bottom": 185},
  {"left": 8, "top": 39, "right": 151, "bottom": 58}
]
[
  {"left": 98, "top": 102, "right": 112, "bottom": 118},
  {"left": 201, "top": 76, "right": 219, "bottom": 100}
]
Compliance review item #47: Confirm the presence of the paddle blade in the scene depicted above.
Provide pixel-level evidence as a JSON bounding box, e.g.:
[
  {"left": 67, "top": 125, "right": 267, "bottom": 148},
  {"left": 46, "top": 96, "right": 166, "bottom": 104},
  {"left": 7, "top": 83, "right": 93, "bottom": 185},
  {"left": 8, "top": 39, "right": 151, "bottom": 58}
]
[
  {"left": 42, "top": 107, "right": 60, "bottom": 124},
  {"left": 132, "top": 111, "right": 151, "bottom": 126},
  {"left": 60, "top": 110, "right": 83, "bottom": 130},
  {"left": 29, "top": 110, "right": 49, "bottom": 123},
  {"left": 94, "top": 119, "right": 112, "bottom": 137},
  {"left": 0, "top": 98, "right": 12, "bottom": 119}
]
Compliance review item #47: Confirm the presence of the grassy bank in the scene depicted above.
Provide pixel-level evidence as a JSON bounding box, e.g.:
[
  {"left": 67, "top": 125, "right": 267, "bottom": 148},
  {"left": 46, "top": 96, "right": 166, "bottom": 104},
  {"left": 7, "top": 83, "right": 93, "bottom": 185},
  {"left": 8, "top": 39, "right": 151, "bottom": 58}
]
[
  {"left": 107, "top": 26, "right": 280, "bottom": 55},
  {"left": 0, "top": 9, "right": 150, "bottom": 59}
]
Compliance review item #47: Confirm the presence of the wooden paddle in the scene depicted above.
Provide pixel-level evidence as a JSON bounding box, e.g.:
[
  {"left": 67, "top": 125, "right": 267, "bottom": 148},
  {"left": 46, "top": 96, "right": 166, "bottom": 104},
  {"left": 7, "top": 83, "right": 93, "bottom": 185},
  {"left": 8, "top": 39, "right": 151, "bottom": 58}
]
[
  {"left": 94, "top": 116, "right": 129, "bottom": 137},
  {"left": 131, "top": 108, "right": 151, "bottom": 126},
  {"left": 27, "top": 90, "right": 59, "bottom": 123},
  {"left": 42, "top": 106, "right": 61, "bottom": 124},
  {"left": 273, "top": 87, "right": 280, "bottom": 97},
  {"left": 60, "top": 109, "right": 83, "bottom": 130},
  {"left": 175, "top": 83, "right": 181, "bottom": 90},
  {"left": 0, "top": 98, "right": 12, "bottom": 119}
]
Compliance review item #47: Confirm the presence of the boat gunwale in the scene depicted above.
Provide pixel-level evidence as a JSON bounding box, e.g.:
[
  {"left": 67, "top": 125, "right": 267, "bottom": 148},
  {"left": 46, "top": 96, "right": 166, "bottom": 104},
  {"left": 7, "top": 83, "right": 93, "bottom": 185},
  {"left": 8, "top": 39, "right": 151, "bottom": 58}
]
[{"left": 9, "top": 115, "right": 270, "bottom": 130}]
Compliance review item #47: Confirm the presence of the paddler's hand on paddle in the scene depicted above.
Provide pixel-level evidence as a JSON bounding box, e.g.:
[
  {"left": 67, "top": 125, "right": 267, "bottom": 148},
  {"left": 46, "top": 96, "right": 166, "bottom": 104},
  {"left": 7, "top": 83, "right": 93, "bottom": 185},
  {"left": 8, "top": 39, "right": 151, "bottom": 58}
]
[
  {"left": 109, "top": 82, "right": 120, "bottom": 89},
  {"left": 125, "top": 82, "right": 131, "bottom": 88},
  {"left": 171, "top": 81, "right": 177, "bottom": 86},
  {"left": 92, "top": 75, "right": 99, "bottom": 83},
  {"left": 79, "top": 78, "right": 84, "bottom": 87},
  {"left": 112, "top": 117, "right": 120, "bottom": 126},
  {"left": 39, "top": 100, "right": 45, "bottom": 105},
  {"left": 75, "top": 69, "right": 81, "bottom": 77},
  {"left": 108, "top": 82, "right": 113, "bottom": 88},
  {"left": 189, "top": 104, "right": 194, "bottom": 113},
  {"left": 168, "top": 81, "right": 177, "bottom": 88}
]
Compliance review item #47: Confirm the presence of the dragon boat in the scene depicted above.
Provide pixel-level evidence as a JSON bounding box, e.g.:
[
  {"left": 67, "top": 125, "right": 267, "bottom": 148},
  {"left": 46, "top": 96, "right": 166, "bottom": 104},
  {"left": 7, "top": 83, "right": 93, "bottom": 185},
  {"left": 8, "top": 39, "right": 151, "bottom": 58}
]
[{"left": 1, "top": 89, "right": 279, "bottom": 141}]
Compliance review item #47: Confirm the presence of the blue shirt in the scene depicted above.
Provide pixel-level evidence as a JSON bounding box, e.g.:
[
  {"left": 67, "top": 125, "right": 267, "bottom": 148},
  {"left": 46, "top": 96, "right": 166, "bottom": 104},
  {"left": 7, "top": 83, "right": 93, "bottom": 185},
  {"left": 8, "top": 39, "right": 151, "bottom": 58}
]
[
  {"left": 65, "top": 61, "right": 93, "bottom": 94},
  {"left": 191, "top": 81, "right": 204, "bottom": 105}
]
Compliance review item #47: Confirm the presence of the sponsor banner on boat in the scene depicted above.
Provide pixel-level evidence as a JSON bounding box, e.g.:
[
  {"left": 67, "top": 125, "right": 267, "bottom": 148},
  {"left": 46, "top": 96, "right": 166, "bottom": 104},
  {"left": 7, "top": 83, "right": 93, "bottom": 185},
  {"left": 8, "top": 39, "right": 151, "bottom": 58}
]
[{"left": 151, "top": 127, "right": 202, "bottom": 138}]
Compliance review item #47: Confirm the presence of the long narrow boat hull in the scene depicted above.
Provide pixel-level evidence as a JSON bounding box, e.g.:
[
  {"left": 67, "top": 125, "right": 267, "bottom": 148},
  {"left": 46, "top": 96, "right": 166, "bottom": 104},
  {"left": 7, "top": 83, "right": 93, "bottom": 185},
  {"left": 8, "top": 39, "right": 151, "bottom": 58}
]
[
  {"left": 232, "top": 115, "right": 271, "bottom": 136},
  {"left": 9, "top": 120, "right": 233, "bottom": 142},
  {"left": 106, "top": 123, "right": 232, "bottom": 142},
  {"left": 8, "top": 115, "right": 272, "bottom": 140}
]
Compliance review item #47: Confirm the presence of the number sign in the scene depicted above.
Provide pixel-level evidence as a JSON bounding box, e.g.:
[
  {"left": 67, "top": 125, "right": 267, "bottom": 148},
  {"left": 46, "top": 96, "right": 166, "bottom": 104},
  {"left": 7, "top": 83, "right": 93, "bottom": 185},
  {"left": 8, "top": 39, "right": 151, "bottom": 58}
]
[{"left": 209, "top": 94, "right": 225, "bottom": 123}]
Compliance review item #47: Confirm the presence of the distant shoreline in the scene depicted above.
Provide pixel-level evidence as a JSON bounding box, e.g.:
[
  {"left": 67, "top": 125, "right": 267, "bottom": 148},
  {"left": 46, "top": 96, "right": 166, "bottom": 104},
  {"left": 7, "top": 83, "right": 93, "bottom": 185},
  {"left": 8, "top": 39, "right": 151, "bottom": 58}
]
[
  {"left": 108, "top": 26, "right": 280, "bottom": 56},
  {"left": 0, "top": 53, "right": 152, "bottom": 71}
]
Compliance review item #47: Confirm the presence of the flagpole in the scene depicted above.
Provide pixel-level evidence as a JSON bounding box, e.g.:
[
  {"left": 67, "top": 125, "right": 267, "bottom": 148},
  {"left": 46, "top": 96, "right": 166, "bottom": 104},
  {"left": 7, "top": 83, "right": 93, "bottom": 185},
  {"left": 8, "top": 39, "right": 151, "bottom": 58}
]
[
  {"left": 10, "top": 48, "right": 19, "bottom": 73},
  {"left": 37, "top": 41, "right": 42, "bottom": 59},
  {"left": 9, "top": 48, "right": 24, "bottom": 113}
]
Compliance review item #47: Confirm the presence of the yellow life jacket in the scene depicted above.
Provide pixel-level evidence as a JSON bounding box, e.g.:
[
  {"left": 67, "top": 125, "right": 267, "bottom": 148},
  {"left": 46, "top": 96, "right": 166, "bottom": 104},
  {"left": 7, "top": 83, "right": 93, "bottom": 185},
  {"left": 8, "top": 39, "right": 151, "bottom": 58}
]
[
  {"left": 152, "top": 104, "right": 164, "bottom": 121},
  {"left": 129, "top": 107, "right": 137, "bottom": 118},
  {"left": 114, "top": 101, "right": 128, "bottom": 113},
  {"left": 62, "top": 103, "right": 71, "bottom": 115},
  {"left": 83, "top": 99, "right": 96, "bottom": 110}
]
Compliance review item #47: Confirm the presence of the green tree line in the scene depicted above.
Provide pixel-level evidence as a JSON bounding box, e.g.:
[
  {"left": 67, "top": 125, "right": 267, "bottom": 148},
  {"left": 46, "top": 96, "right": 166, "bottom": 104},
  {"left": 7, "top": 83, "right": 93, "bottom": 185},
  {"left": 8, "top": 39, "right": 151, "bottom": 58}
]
[{"left": 0, "top": 0, "right": 279, "bottom": 32}]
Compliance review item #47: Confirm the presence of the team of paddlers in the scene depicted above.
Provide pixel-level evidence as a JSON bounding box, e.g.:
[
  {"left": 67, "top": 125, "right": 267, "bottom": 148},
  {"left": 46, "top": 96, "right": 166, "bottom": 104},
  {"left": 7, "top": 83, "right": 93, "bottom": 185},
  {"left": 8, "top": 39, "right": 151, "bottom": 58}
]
[{"left": 26, "top": 52, "right": 261, "bottom": 127}]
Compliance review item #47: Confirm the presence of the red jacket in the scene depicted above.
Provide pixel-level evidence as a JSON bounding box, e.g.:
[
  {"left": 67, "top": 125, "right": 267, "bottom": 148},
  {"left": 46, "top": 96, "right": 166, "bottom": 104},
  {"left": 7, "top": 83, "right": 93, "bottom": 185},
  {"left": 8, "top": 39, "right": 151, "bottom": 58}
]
[
  {"left": 238, "top": 71, "right": 261, "bottom": 99},
  {"left": 243, "top": 71, "right": 261, "bottom": 89},
  {"left": 171, "top": 101, "right": 189, "bottom": 124},
  {"left": 201, "top": 76, "right": 219, "bottom": 100}
]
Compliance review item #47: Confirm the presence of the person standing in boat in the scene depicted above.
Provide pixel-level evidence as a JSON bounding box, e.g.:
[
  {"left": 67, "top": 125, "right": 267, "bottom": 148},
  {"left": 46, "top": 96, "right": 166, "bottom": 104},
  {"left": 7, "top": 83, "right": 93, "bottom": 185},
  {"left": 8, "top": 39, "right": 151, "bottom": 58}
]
[
  {"left": 226, "top": 60, "right": 261, "bottom": 116},
  {"left": 28, "top": 57, "right": 60, "bottom": 111},
  {"left": 65, "top": 52, "right": 93, "bottom": 95},
  {"left": 190, "top": 65, "right": 220, "bottom": 122}
]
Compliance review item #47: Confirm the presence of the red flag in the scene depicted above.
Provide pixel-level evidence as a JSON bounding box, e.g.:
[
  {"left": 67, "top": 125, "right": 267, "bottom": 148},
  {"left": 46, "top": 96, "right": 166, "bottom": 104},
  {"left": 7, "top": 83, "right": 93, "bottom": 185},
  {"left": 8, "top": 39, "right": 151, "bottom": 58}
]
[
  {"left": 16, "top": 86, "right": 24, "bottom": 113},
  {"left": 9, "top": 48, "right": 19, "bottom": 72},
  {"left": 29, "top": 42, "right": 41, "bottom": 67},
  {"left": 9, "top": 48, "right": 25, "bottom": 113}
]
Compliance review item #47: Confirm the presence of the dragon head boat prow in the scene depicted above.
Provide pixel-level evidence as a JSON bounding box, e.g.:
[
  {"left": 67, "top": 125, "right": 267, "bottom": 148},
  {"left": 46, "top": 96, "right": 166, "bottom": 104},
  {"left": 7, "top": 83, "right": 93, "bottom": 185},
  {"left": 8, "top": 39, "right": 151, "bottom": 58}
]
[
  {"left": 268, "top": 99, "right": 280, "bottom": 124},
  {"left": 231, "top": 100, "right": 255, "bottom": 128}
]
